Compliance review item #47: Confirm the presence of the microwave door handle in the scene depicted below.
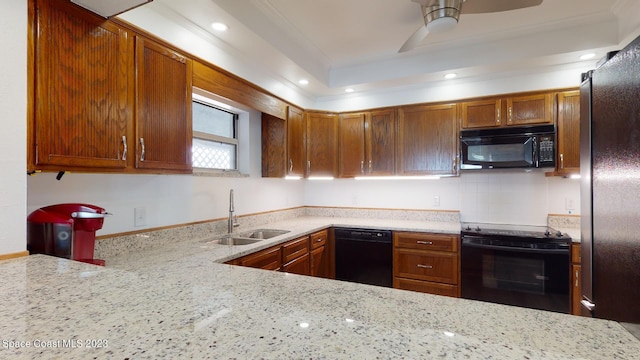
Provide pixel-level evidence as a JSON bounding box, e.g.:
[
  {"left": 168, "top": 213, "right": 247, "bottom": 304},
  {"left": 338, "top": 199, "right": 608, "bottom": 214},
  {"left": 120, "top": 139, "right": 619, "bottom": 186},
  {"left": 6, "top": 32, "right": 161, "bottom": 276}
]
[{"left": 533, "top": 137, "right": 539, "bottom": 167}]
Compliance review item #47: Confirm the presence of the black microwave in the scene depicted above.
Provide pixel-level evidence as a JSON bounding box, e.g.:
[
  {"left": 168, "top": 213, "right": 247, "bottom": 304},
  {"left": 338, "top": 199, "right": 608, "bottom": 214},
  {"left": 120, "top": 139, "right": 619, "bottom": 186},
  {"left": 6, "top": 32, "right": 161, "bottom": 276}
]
[{"left": 460, "top": 125, "right": 556, "bottom": 170}]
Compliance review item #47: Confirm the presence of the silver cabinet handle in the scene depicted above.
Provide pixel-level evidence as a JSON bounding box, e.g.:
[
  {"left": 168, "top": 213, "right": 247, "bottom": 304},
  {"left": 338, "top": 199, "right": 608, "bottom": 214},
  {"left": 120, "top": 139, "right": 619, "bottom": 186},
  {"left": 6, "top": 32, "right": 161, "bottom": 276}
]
[
  {"left": 417, "top": 264, "right": 433, "bottom": 269},
  {"left": 122, "top": 135, "right": 127, "bottom": 161},
  {"left": 139, "top": 138, "right": 145, "bottom": 161},
  {"left": 575, "top": 269, "right": 579, "bottom": 287},
  {"left": 360, "top": 160, "right": 364, "bottom": 174},
  {"left": 508, "top": 106, "right": 513, "bottom": 124},
  {"left": 581, "top": 299, "right": 595, "bottom": 312},
  {"left": 316, "top": 237, "right": 324, "bottom": 242},
  {"left": 496, "top": 108, "right": 501, "bottom": 124},
  {"left": 289, "top": 159, "right": 293, "bottom": 173},
  {"left": 369, "top": 160, "right": 372, "bottom": 173},
  {"left": 560, "top": 153, "right": 564, "bottom": 169},
  {"left": 416, "top": 241, "right": 433, "bottom": 245},
  {"left": 307, "top": 160, "right": 311, "bottom": 174}
]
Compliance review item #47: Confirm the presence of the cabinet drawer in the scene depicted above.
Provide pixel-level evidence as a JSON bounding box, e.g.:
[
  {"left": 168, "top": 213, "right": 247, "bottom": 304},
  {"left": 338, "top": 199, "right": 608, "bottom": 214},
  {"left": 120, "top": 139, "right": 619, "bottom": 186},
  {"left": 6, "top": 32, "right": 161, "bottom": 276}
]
[
  {"left": 239, "top": 246, "right": 281, "bottom": 270},
  {"left": 394, "top": 232, "right": 458, "bottom": 252},
  {"left": 394, "top": 249, "right": 458, "bottom": 284},
  {"left": 310, "top": 229, "right": 328, "bottom": 250},
  {"left": 282, "top": 252, "right": 310, "bottom": 276},
  {"left": 282, "top": 236, "right": 309, "bottom": 263},
  {"left": 394, "top": 277, "right": 459, "bottom": 298},
  {"left": 571, "top": 243, "right": 581, "bottom": 264}
]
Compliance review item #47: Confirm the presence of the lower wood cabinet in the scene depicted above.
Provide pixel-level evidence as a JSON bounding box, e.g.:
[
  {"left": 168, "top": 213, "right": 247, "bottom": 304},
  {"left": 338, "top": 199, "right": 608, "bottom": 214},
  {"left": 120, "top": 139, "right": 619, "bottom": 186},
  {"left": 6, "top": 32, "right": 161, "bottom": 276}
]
[
  {"left": 310, "top": 229, "right": 329, "bottom": 278},
  {"left": 226, "top": 229, "right": 331, "bottom": 278},
  {"left": 393, "top": 231, "right": 460, "bottom": 297},
  {"left": 282, "top": 236, "right": 310, "bottom": 275},
  {"left": 237, "top": 245, "right": 282, "bottom": 271},
  {"left": 571, "top": 243, "right": 582, "bottom": 315}
]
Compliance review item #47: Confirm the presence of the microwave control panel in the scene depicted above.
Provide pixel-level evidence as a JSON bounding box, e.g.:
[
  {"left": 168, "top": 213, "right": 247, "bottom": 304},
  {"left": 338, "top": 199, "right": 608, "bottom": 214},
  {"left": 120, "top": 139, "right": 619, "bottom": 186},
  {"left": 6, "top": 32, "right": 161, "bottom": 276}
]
[{"left": 538, "top": 135, "right": 555, "bottom": 163}]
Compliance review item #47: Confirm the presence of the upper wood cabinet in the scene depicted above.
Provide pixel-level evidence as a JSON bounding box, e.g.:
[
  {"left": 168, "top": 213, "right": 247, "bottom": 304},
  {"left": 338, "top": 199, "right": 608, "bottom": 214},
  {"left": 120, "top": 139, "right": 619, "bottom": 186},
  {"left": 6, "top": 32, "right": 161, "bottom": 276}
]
[
  {"left": 461, "top": 92, "right": 554, "bottom": 129},
  {"left": 31, "top": 0, "right": 133, "bottom": 171},
  {"left": 261, "top": 113, "right": 286, "bottom": 177},
  {"left": 338, "top": 112, "right": 367, "bottom": 177},
  {"left": 338, "top": 109, "right": 396, "bottom": 178},
  {"left": 556, "top": 90, "right": 581, "bottom": 174},
  {"left": 397, "top": 104, "right": 458, "bottom": 176},
  {"left": 134, "top": 38, "right": 192, "bottom": 172},
  {"left": 461, "top": 99, "right": 502, "bottom": 128},
  {"left": 306, "top": 112, "right": 339, "bottom": 177},
  {"left": 507, "top": 93, "right": 554, "bottom": 126},
  {"left": 287, "top": 107, "right": 306, "bottom": 178}
]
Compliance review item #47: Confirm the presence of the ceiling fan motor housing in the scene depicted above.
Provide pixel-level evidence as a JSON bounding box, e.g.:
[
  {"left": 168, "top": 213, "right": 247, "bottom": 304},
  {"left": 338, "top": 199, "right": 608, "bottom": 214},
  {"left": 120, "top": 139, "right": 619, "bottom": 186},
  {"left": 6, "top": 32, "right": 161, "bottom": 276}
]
[{"left": 422, "top": 0, "right": 464, "bottom": 33}]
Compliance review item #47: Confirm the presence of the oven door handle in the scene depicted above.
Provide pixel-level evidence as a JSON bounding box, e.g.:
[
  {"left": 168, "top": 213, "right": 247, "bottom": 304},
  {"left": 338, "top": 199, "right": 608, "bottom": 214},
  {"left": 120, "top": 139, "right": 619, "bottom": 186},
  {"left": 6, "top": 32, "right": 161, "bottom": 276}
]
[{"left": 461, "top": 239, "right": 569, "bottom": 255}]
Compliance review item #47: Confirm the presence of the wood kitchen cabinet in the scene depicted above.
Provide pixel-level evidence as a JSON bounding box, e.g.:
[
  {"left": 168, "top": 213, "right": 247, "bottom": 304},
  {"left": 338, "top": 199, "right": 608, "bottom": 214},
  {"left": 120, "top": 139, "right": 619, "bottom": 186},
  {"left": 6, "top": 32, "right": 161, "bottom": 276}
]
[
  {"left": 282, "top": 236, "right": 310, "bottom": 275},
  {"left": 555, "top": 90, "right": 581, "bottom": 175},
  {"left": 309, "top": 229, "right": 330, "bottom": 278},
  {"left": 134, "top": 38, "right": 192, "bottom": 172},
  {"left": 287, "top": 107, "right": 306, "bottom": 178},
  {"left": 30, "top": 0, "right": 133, "bottom": 171},
  {"left": 338, "top": 109, "right": 396, "bottom": 177},
  {"left": 29, "top": 0, "right": 193, "bottom": 174},
  {"left": 306, "top": 112, "right": 339, "bottom": 177},
  {"left": 237, "top": 246, "right": 282, "bottom": 271},
  {"left": 571, "top": 243, "right": 582, "bottom": 316},
  {"left": 460, "top": 92, "right": 554, "bottom": 129},
  {"left": 261, "top": 113, "right": 286, "bottom": 177},
  {"left": 393, "top": 232, "right": 460, "bottom": 297},
  {"left": 397, "top": 104, "right": 458, "bottom": 176}
]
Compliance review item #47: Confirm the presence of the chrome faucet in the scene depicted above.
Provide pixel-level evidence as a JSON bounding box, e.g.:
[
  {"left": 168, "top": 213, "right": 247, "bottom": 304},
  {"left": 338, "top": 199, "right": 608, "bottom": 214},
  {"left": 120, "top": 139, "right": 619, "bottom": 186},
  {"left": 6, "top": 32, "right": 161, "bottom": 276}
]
[{"left": 228, "top": 189, "right": 239, "bottom": 233}]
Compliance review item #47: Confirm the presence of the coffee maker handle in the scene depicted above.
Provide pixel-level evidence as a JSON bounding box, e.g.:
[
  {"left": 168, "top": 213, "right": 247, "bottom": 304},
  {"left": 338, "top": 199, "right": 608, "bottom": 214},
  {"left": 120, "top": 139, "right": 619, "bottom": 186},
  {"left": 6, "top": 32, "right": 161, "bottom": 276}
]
[{"left": 71, "top": 212, "right": 112, "bottom": 219}]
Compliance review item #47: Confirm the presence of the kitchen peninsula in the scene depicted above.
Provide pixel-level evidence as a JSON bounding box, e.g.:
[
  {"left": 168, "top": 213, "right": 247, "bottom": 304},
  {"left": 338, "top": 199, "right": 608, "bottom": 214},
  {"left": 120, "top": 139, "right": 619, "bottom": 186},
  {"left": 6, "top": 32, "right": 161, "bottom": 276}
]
[{"left": 1, "top": 217, "right": 639, "bottom": 359}]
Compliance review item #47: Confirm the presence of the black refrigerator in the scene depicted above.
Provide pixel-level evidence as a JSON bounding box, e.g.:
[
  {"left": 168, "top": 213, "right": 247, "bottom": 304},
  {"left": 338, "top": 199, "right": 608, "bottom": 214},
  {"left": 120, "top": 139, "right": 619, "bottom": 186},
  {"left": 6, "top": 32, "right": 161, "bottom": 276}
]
[{"left": 580, "top": 34, "right": 640, "bottom": 323}]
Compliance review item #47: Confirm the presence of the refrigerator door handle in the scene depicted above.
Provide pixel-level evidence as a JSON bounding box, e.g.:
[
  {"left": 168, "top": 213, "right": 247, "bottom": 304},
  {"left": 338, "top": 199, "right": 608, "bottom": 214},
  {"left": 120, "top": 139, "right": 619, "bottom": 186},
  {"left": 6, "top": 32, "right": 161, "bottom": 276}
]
[{"left": 581, "top": 299, "right": 596, "bottom": 312}]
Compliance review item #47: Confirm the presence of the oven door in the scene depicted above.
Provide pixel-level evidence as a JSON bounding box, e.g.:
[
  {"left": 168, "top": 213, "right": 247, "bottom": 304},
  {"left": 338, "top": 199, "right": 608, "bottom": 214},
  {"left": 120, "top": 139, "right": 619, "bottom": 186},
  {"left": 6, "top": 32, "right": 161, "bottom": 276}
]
[
  {"left": 461, "top": 236, "right": 570, "bottom": 313},
  {"left": 460, "top": 135, "right": 535, "bottom": 169}
]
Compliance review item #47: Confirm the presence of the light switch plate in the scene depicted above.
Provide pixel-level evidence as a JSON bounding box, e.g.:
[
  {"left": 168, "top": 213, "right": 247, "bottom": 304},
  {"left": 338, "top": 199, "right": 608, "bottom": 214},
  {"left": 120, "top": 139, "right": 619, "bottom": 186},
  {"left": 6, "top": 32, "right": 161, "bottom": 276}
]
[{"left": 134, "top": 207, "right": 147, "bottom": 227}]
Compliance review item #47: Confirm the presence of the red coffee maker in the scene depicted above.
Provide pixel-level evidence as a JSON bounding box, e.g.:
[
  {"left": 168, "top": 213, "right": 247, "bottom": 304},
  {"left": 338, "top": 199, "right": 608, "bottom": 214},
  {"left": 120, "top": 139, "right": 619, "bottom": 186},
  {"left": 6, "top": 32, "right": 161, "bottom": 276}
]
[{"left": 27, "top": 203, "right": 110, "bottom": 266}]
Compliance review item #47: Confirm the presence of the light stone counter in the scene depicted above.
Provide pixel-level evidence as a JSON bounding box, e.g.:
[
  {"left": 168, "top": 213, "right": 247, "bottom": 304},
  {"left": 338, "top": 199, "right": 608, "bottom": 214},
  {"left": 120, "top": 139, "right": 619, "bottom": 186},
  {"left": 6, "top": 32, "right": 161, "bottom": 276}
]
[{"left": 2, "top": 216, "right": 638, "bottom": 359}]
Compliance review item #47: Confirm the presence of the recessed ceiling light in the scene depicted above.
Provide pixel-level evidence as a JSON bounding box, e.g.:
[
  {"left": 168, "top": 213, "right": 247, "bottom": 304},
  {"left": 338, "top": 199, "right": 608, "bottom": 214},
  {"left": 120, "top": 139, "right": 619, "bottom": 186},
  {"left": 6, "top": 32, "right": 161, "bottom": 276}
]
[
  {"left": 444, "top": 73, "right": 457, "bottom": 79},
  {"left": 580, "top": 53, "right": 596, "bottom": 60},
  {"left": 211, "top": 22, "right": 228, "bottom": 31},
  {"left": 345, "top": 88, "right": 355, "bottom": 93},
  {"left": 298, "top": 79, "right": 309, "bottom": 85}
]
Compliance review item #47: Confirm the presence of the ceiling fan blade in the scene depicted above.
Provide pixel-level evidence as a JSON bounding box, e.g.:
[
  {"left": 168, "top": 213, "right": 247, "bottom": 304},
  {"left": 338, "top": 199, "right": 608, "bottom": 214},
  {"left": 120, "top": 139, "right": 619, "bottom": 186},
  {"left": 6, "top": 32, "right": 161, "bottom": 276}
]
[
  {"left": 461, "top": 0, "right": 543, "bottom": 14},
  {"left": 399, "top": 25, "right": 430, "bottom": 53}
]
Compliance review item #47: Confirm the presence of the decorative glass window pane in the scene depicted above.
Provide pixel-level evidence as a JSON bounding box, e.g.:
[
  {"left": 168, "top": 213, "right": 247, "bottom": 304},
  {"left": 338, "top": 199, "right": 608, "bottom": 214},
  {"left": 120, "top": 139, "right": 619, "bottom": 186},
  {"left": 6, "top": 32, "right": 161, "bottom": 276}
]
[
  {"left": 192, "top": 138, "right": 236, "bottom": 170},
  {"left": 192, "top": 101, "right": 235, "bottom": 138}
]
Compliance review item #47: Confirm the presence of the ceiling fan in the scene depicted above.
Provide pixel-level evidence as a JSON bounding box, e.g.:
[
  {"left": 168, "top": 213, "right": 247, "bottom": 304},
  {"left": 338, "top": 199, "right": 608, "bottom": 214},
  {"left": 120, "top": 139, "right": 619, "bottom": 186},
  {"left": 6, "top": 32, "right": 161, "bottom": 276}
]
[{"left": 399, "top": 0, "right": 543, "bottom": 52}]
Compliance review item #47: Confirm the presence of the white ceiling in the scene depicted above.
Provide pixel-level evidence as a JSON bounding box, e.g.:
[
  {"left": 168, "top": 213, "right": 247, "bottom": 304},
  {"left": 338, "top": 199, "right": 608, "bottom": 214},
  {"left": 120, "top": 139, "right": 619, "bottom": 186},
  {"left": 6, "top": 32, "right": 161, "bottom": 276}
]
[{"left": 121, "top": 0, "right": 640, "bottom": 108}]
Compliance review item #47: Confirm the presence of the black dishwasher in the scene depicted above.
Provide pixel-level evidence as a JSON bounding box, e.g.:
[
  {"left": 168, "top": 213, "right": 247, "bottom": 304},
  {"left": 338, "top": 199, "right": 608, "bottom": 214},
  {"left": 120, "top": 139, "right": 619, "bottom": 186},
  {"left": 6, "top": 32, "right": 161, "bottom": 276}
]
[{"left": 334, "top": 228, "right": 393, "bottom": 288}]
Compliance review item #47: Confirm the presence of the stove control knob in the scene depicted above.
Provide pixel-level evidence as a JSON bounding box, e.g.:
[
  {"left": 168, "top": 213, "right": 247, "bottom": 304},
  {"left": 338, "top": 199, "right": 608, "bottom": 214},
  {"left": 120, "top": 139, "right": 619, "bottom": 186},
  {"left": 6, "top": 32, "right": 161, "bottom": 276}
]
[
  {"left": 544, "top": 230, "right": 551, "bottom": 237},
  {"left": 556, "top": 231, "right": 563, "bottom": 237},
  {"left": 465, "top": 225, "right": 471, "bottom": 231},
  {"left": 475, "top": 226, "right": 481, "bottom": 232}
]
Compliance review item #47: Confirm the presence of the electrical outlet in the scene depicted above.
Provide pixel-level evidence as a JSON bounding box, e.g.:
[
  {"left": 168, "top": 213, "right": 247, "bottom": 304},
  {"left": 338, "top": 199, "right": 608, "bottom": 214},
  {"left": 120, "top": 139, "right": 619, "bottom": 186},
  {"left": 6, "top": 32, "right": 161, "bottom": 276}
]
[
  {"left": 433, "top": 195, "right": 440, "bottom": 207},
  {"left": 134, "top": 207, "right": 147, "bottom": 227},
  {"left": 565, "top": 198, "right": 575, "bottom": 210}
]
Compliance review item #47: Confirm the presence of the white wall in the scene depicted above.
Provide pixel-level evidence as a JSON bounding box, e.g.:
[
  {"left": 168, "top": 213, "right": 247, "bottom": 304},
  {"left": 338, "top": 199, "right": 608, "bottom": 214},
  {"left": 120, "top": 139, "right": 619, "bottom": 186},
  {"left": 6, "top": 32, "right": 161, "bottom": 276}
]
[{"left": 0, "top": 0, "right": 27, "bottom": 256}]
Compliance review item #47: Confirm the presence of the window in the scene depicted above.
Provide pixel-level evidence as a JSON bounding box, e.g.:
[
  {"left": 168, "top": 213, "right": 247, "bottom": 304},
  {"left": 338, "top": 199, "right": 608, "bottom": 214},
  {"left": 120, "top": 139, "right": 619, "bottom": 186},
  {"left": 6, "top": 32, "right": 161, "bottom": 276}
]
[{"left": 192, "top": 96, "right": 239, "bottom": 170}]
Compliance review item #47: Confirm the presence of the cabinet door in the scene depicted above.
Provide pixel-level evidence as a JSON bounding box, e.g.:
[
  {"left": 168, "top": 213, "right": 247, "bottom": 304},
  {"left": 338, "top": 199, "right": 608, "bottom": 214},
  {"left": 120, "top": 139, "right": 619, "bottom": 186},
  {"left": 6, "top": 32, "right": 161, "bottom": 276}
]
[
  {"left": 282, "top": 252, "right": 310, "bottom": 275},
  {"left": 33, "top": 0, "right": 132, "bottom": 170},
  {"left": 310, "top": 245, "right": 327, "bottom": 277},
  {"left": 397, "top": 104, "right": 458, "bottom": 175},
  {"left": 461, "top": 99, "right": 502, "bottom": 128},
  {"left": 239, "top": 246, "right": 281, "bottom": 270},
  {"left": 135, "top": 38, "right": 192, "bottom": 172},
  {"left": 367, "top": 109, "right": 396, "bottom": 176},
  {"left": 262, "top": 113, "right": 286, "bottom": 177},
  {"left": 287, "top": 106, "right": 306, "bottom": 177},
  {"left": 338, "top": 113, "right": 366, "bottom": 177},
  {"left": 571, "top": 263, "right": 582, "bottom": 316},
  {"left": 306, "top": 112, "right": 338, "bottom": 177},
  {"left": 556, "top": 90, "right": 581, "bottom": 174},
  {"left": 506, "top": 93, "right": 553, "bottom": 126}
]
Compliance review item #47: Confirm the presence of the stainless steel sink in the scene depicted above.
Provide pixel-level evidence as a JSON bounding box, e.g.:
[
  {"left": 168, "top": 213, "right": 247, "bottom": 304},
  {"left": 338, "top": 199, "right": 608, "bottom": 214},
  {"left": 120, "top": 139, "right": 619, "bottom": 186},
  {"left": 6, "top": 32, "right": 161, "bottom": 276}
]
[
  {"left": 236, "top": 229, "right": 290, "bottom": 239},
  {"left": 217, "top": 237, "right": 262, "bottom": 246}
]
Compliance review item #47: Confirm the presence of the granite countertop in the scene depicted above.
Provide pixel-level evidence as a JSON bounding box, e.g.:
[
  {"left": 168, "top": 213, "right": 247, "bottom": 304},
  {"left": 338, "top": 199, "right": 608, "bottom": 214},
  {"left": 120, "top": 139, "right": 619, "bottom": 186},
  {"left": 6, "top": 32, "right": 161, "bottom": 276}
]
[{"left": 1, "top": 217, "right": 635, "bottom": 359}]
